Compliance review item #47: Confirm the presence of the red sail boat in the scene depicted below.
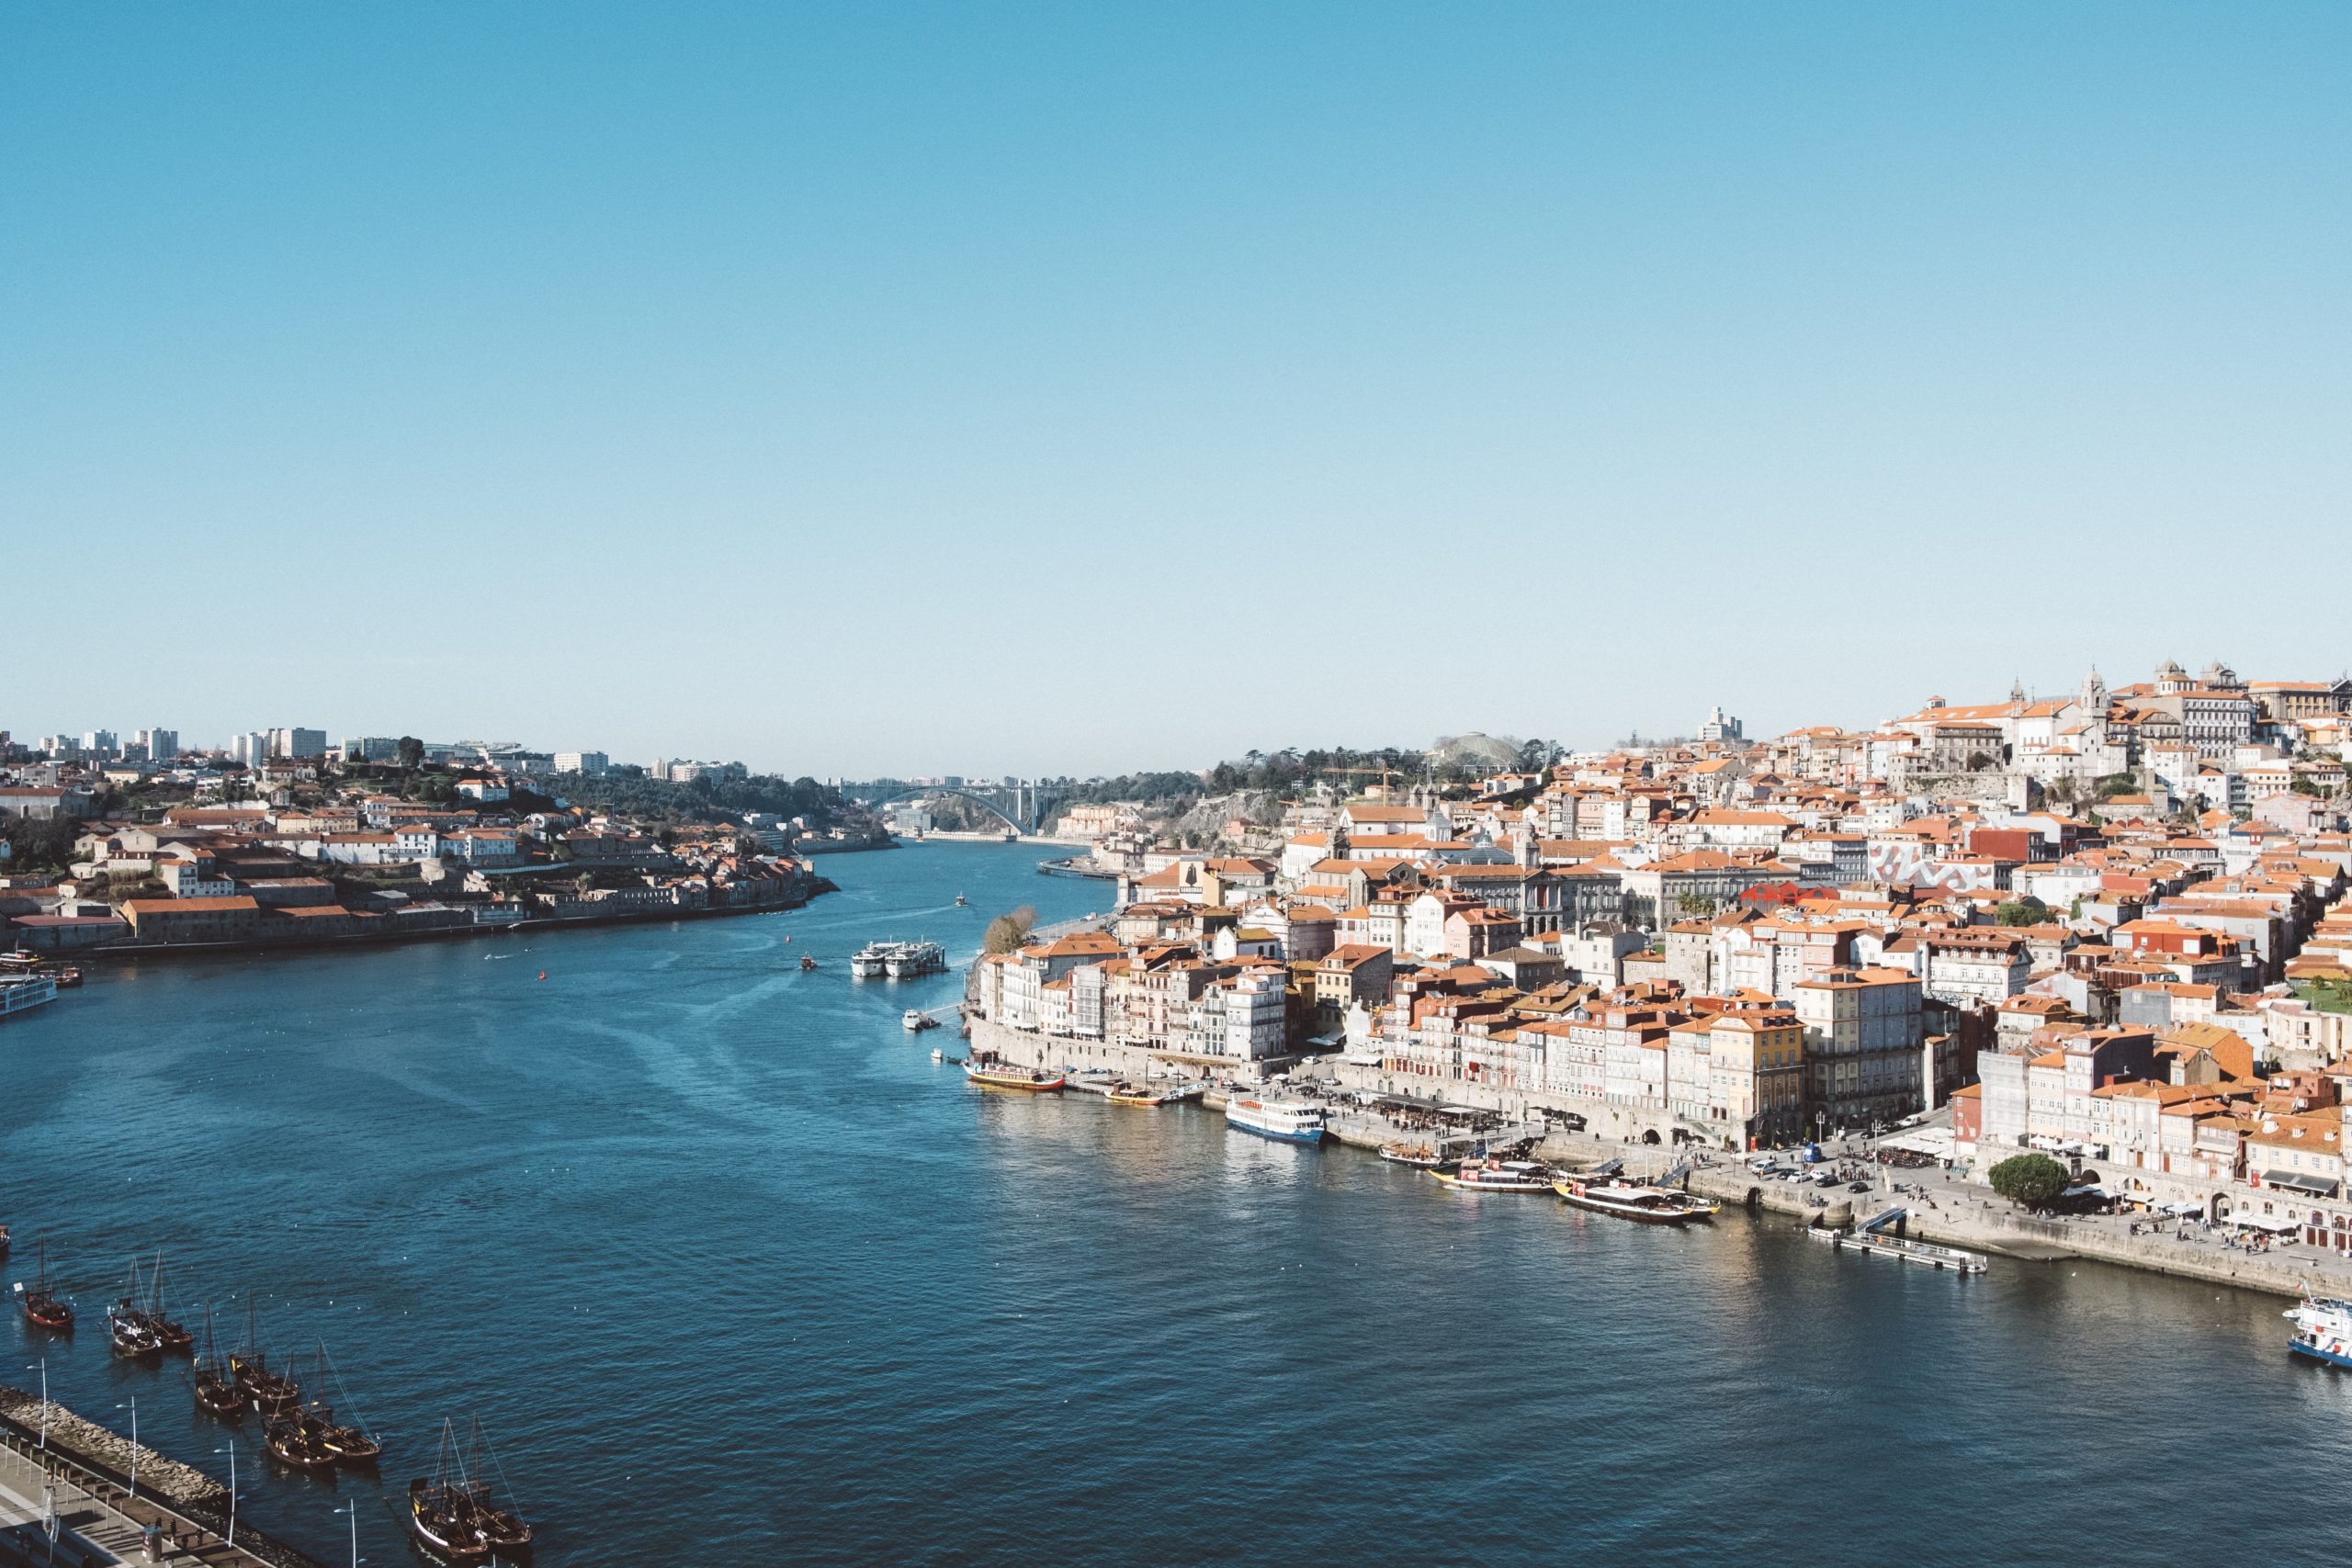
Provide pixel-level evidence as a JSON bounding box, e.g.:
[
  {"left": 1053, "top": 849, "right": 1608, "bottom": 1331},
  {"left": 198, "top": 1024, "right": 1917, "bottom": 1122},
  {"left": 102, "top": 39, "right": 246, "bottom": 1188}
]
[{"left": 20, "top": 1241, "right": 73, "bottom": 1333}]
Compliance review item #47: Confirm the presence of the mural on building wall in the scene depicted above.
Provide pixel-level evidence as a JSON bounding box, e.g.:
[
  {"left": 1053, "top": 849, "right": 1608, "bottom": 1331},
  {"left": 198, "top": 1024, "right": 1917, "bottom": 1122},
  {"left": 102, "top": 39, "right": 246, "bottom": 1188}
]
[{"left": 1867, "top": 842, "right": 1998, "bottom": 893}]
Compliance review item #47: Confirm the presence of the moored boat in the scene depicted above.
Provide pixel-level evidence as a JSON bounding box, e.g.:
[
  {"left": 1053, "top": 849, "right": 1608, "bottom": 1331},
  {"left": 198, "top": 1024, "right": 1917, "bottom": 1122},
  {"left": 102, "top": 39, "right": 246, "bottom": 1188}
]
[
  {"left": 107, "top": 1299, "right": 164, "bottom": 1358},
  {"left": 885, "top": 940, "right": 946, "bottom": 979},
  {"left": 1379, "top": 1142, "right": 1443, "bottom": 1168},
  {"left": 265, "top": 1410, "right": 339, "bottom": 1471},
  {"left": 231, "top": 1298, "right": 303, "bottom": 1416},
  {"left": 963, "top": 1055, "right": 1066, "bottom": 1092},
  {"left": 1107, "top": 1085, "right": 1171, "bottom": 1107},
  {"left": 463, "top": 1417, "right": 536, "bottom": 1556},
  {"left": 21, "top": 1241, "right": 72, "bottom": 1333},
  {"left": 194, "top": 1306, "right": 243, "bottom": 1418},
  {"left": 412, "top": 1420, "right": 492, "bottom": 1563},
  {"left": 1431, "top": 1157, "right": 1555, "bottom": 1192},
  {"left": 2287, "top": 1298, "right": 2352, "bottom": 1369},
  {"left": 903, "top": 1010, "right": 940, "bottom": 1032},
  {"left": 1226, "top": 1097, "right": 1327, "bottom": 1145},
  {"left": 305, "top": 1341, "right": 385, "bottom": 1464},
  {"left": 1553, "top": 1174, "right": 1714, "bottom": 1224},
  {"left": 120, "top": 1251, "right": 193, "bottom": 1354}
]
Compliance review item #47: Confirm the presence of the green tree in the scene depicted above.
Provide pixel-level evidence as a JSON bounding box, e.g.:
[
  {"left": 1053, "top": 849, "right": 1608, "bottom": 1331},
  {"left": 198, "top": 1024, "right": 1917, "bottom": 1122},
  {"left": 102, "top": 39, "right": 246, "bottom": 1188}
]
[
  {"left": 1994, "top": 897, "right": 2047, "bottom": 927},
  {"left": 2095, "top": 772, "right": 2138, "bottom": 798},
  {"left": 1986, "top": 1153, "right": 2072, "bottom": 1208},
  {"left": 395, "top": 737, "right": 425, "bottom": 769}
]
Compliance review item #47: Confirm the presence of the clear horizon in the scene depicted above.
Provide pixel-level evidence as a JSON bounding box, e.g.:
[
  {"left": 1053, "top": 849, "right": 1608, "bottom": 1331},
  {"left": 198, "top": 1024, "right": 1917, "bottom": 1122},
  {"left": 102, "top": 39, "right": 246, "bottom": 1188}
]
[{"left": 6, "top": 3, "right": 2346, "bottom": 776}]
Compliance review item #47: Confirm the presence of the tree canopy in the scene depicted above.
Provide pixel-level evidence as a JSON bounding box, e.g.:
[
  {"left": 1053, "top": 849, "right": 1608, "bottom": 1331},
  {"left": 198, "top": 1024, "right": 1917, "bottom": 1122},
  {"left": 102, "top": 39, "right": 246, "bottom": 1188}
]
[
  {"left": 982, "top": 905, "right": 1039, "bottom": 953},
  {"left": 1986, "top": 1153, "right": 2072, "bottom": 1208}
]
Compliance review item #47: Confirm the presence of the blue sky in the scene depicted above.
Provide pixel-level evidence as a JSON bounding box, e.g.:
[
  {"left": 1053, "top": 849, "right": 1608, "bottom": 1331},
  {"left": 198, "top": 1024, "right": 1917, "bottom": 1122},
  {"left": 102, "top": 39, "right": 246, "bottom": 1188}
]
[{"left": 4, "top": 3, "right": 2346, "bottom": 776}]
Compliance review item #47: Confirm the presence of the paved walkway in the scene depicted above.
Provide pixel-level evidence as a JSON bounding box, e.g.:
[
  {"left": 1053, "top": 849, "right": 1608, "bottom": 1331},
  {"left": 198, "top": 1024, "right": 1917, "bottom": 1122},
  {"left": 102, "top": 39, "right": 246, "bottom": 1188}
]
[{"left": 0, "top": 1434, "right": 282, "bottom": 1566}]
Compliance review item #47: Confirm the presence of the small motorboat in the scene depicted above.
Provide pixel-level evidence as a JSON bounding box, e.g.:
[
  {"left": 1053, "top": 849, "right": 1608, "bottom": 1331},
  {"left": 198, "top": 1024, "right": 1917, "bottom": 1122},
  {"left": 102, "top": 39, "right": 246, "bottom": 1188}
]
[
  {"left": 0, "top": 1222, "right": 11, "bottom": 1260},
  {"left": 930, "top": 1047, "right": 944, "bottom": 1062},
  {"left": 903, "top": 1010, "right": 940, "bottom": 1032},
  {"left": 956, "top": 893, "right": 968, "bottom": 907},
  {"left": 800, "top": 954, "right": 819, "bottom": 971}
]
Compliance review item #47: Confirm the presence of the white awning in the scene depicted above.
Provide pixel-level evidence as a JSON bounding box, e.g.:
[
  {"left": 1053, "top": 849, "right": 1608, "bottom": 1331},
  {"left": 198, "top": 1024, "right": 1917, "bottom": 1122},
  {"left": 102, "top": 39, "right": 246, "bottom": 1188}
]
[
  {"left": 2233, "top": 1213, "right": 2300, "bottom": 1234},
  {"left": 2158, "top": 1200, "right": 2205, "bottom": 1215}
]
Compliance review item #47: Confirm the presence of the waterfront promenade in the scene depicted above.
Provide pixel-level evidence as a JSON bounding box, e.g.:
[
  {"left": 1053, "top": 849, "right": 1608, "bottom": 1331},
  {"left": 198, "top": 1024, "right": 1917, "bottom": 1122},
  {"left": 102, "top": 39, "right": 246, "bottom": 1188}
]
[{"left": 0, "top": 1406, "right": 311, "bottom": 1568}]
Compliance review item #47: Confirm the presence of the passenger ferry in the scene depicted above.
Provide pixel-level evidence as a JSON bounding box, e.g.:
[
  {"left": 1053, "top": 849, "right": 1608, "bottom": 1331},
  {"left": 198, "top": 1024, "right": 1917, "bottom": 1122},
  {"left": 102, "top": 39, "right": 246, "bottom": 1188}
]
[
  {"left": 0, "top": 972, "right": 58, "bottom": 1019},
  {"left": 1225, "top": 1098, "right": 1327, "bottom": 1145},
  {"left": 886, "top": 941, "right": 946, "bottom": 978},
  {"left": 1553, "top": 1174, "right": 1716, "bottom": 1224},
  {"left": 1431, "top": 1157, "right": 1555, "bottom": 1192},
  {"left": 2286, "top": 1298, "right": 2352, "bottom": 1368}
]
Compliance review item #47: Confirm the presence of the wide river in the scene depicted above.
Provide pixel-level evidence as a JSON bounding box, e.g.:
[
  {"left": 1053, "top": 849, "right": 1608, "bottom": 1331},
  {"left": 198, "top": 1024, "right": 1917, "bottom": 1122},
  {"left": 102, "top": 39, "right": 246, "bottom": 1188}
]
[{"left": 6, "top": 841, "right": 2352, "bottom": 1565}]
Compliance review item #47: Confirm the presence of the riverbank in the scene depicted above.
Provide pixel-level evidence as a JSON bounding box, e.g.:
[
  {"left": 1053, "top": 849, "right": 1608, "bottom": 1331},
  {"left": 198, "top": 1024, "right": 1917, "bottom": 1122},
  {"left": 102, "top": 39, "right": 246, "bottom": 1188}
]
[
  {"left": 54, "top": 876, "right": 838, "bottom": 964},
  {"left": 965, "top": 1014, "right": 2346, "bottom": 1302}
]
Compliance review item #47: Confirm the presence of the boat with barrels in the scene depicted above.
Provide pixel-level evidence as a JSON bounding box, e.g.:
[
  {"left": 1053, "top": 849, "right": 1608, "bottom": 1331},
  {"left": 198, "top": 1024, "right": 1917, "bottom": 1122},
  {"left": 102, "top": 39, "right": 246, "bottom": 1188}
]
[
  {"left": 1430, "top": 1157, "right": 1555, "bottom": 1192},
  {"left": 963, "top": 1054, "right": 1066, "bottom": 1092},
  {"left": 1552, "top": 1173, "right": 1715, "bottom": 1224},
  {"left": 303, "top": 1341, "right": 384, "bottom": 1464}
]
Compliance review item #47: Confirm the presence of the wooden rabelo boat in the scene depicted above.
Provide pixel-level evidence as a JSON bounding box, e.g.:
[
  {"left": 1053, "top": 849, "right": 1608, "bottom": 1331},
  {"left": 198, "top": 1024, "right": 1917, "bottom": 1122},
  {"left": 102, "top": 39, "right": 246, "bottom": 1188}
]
[
  {"left": 230, "top": 1299, "right": 304, "bottom": 1417},
  {"left": 194, "top": 1305, "right": 245, "bottom": 1418},
  {"left": 21, "top": 1241, "right": 73, "bottom": 1333}
]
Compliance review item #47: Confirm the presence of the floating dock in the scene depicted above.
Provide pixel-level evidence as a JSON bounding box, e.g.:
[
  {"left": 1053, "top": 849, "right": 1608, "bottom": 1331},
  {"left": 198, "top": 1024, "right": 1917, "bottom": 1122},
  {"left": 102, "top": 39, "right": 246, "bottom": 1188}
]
[{"left": 1808, "top": 1205, "right": 1987, "bottom": 1275}]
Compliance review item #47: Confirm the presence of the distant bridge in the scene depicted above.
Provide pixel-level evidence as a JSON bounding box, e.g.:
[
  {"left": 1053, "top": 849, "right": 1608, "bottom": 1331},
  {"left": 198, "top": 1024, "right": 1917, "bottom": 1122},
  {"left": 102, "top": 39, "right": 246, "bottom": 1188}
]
[{"left": 864, "top": 783, "right": 1068, "bottom": 835}]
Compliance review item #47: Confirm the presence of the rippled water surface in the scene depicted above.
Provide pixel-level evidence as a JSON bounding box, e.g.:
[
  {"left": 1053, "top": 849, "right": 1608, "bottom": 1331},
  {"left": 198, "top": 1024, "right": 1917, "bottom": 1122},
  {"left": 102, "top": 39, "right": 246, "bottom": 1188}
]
[{"left": 6, "top": 841, "right": 2352, "bottom": 1566}]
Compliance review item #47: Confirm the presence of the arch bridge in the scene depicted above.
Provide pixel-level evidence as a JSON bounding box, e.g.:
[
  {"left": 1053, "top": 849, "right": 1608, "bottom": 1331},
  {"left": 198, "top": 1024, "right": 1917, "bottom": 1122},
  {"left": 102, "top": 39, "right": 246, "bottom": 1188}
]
[{"left": 864, "top": 782, "right": 1067, "bottom": 835}]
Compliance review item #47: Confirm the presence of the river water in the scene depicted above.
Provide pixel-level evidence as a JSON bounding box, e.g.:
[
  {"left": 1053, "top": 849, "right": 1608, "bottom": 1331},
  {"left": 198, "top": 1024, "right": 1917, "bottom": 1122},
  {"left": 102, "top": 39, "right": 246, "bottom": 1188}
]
[{"left": 5, "top": 840, "right": 2351, "bottom": 1565}]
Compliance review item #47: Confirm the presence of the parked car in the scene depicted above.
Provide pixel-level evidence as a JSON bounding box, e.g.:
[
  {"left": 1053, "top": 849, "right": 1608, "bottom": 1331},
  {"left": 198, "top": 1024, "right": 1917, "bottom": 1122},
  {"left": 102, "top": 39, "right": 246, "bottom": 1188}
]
[{"left": 1848, "top": 1180, "right": 1871, "bottom": 1193}]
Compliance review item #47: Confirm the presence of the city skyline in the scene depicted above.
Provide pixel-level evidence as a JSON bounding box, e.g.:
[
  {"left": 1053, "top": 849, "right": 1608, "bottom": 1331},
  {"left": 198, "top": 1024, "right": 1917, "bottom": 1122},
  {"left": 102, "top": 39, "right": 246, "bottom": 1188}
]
[
  {"left": 7, "top": 4, "right": 2348, "bottom": 773},
  {"left": 7, "top": 650, "right": 2342, "bottom": 780}
]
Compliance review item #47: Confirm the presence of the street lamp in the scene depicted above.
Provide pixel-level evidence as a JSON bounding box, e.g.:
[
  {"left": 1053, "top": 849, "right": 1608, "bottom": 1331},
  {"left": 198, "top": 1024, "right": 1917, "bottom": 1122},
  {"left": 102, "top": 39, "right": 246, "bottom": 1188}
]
[
  {"left": 116, "top": 1396, "right": 137, "bottom": 1500},
  {"left": 335, "top": 1499, "right": 365, "bottom": 1568},
  {"left": 213, "top": 1446, "right": 237, "bottom": 1547},
  {"left": 23, "top": 1360, "right": 45, "bottom": 1450}
]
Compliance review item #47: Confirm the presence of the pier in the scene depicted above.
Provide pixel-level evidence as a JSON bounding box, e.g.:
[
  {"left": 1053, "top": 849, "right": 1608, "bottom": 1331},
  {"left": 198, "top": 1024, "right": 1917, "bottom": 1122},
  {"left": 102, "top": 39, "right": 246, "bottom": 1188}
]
[{"left": 1807, "top": 1206, "right": 1989, "bottom": 1274}]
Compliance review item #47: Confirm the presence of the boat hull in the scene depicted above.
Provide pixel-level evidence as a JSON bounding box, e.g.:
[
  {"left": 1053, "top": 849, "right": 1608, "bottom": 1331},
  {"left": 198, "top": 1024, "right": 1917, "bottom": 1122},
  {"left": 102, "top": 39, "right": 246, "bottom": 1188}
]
[
  {"left": 965, "top": 1069, "right": 1066, "bottom": 1092},
  {"left": 1552, "top": 1183, "right": 1704, "bottom": 1223},
  {"left": 2291, "top": 1338, "right": 2352, "bottom": 1369},
  {"left": 1228, "top": 1119, "right": 1325, "bottom": 1145},
  {"left": 1431, "top": 1171, "right": 1551, "bottom": 1191}
]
